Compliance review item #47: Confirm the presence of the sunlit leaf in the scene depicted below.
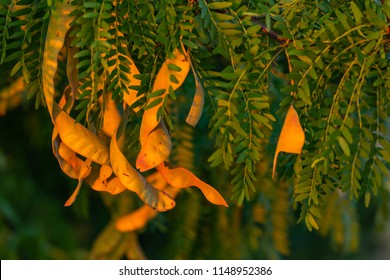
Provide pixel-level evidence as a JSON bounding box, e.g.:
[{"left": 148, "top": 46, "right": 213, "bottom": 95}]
[
  {"left": 53, "top": 106, "right": 110, "bottom": 165},
  {"left": 101, "top": 93, "right": 121, "bottom": 137},
  {"left": 115, "top": 206, "right": 159, "bottom": 232},
  {"left": 64, "top": 159, "right": 92, "bottom": 206},
  {"left": 136, "top": 121, "right": 172, "bottom": 172},
  {"left": 136, "top": 48, "right": 190, "bottom": 172},
  {"left": 115, "top": 172, "right": 181, "bottom": 232},
  {"left": 42, "top": 1, "right": 75, "bottom": 119},
  {"left": 273, "top": 105, "right": 305, "bottom": 179},
  {"left": 186, "top": 58, "right": 205, "bottom": 127},
  {"left": 139, "top": 48, "right": 190, "bottom": 144},
  {"left": 91, "top": 176, "right": 126, "bottom": 195},
  {"left": 110, "top": 119, "right": 176, "bottom": 211},
  {"left": 90, "top": 164, "right": 126, "bottom": 194},
  {"left": 52, "top": 129, "right": 84, "bottom": 179},
  {"left": 156, "top": 161, "right": 228, "bottom": 207}
]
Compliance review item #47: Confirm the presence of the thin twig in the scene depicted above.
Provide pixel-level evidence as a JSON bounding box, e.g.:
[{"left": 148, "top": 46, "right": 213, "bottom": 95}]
[{"left": 250, "top": 17, "right": 288, "bottom": 45}]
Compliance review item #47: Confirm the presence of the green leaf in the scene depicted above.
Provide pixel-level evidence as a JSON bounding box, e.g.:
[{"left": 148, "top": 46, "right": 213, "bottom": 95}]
[
  {"left": 167, "top": 63, "right": 182, "bottom": 72},
  {"left": 338, "top": 136, "right": 351, "bottom": 157},
  {"left": 10, "top": 61, "right": 21, "bottom": 77},
  {"left": 309, "top": 206, "right": 323, "bottom": 219},
  {"left": 4, "top": 51, "right": 21, "bottom": 62},
  {"left": 335, "top": 10, "right": 350, "bottom": 30},
  {"left": 306, "top": 213, "right": 319, "bottom": 230},
  {"left": 222, "top": 29, "right": 241, "bottom": 36},
  {"left": 364, "top": 191, "right": 371, "bottom": 208},
  {"left": 208, "top": 2, "right": 233, "bottom": 10},
  {"left": 211, "top": 12, "right": 234, "bottom": 21},
  {"left": 246, "top": 25, "right": 261, "bottom": 35},
  {"left": 169, "top": 74, "right": 179, "bottom": 84},
  {"left": 341, "top": 127, "right": 353, "bottom": 144},
  {"left": 148, "top": 89, "right": 166, "bottom": 98},
  {"left": 74, "top": 49, "right": 91, "bottom": 58},
  {"left": 84, "top": 2, "right": 102, "bottom": 9},
  {"left": 182, "top": 39, "right": 198, "bottom": 49},
  {"left": 145, "top": 97, "right": 163, "bottom": 110},
  {"left": 11, "top": 7, "right": 31, "bottom": 17},
  {"left": 83, "top": 12, "right": 100, "bottom": 19},
  {"left": 350, "top": 2, "right": 363, "bottom": 25}
]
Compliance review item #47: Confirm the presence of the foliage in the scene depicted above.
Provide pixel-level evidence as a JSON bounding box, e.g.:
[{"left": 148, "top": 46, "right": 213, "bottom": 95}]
[{"left": 1, "top": 0, "right": 390, "bottom": 259}]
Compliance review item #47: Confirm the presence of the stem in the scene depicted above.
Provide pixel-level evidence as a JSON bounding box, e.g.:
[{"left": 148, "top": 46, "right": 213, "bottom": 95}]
[{"left": 250, "top": 16, "right": 288, "bottom": 45}]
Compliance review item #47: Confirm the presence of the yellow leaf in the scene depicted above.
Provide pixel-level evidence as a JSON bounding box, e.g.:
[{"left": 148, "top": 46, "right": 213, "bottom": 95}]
[
  {"left": 136, "top": 121, "right": 172, "bottom": 172},
  {"left": 42, "top": 0, "right": 75, "bottom": 120},
  {"left": 139, "top": 49, "right": 190, "bottom": 144},
  {"left": 186, "top": 58, "right": 204, "bottom": 127},
  {"left": 54, "top": 107, "right": 110, "bottom": 165},
  {"left": 272, "top": 105, "right": 305, "bottom": 179},
  {"left": 156, "top": 161, "right": 228, "bottom": 207},
  {"left": 110, "top": 121, "right": 176, "bottom": 212},
  {"left": 64, "top": 158, "right": 92, "bottom": 206}
]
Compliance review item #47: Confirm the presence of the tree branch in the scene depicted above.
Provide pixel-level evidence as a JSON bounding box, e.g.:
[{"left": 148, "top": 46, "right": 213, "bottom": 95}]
[{"left": 250, "top": 17, "right": 288, "bottom": 45}]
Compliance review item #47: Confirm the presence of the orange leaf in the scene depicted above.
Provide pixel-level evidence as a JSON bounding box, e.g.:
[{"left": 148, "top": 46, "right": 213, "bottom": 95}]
[
  {"left": 99, "top": 165, "right": 113, "bottom": 181},
  {"left": 115, "top": 171, "right": 180, "bottom": 232},
  {"left": 139, "top": 49, "right": 190, "bottom": 144},
  {"left": 186, "top": 58, "right": 204, "bottom": 127},
  {"left": 136, "top": 49, "right": 190, "bottom": 172},
  {"left": 272, "top": 105, "right": 305, "bottom": 179},
  {"left": 57, "top": 85, "right": 74, "bottom": 113},
  {"left": 145, "top": 171, "right": 169, "bottom": 191},
  {"left": 91, "top": 176, "right": 126, "bottom": 195},
  {"left": 101, "top": 93, "right": 121, "bottom": 137},
  {"left": 90, "top": 164, "right": 125, "bottom": 195},
  {"left": 52, "top": 127, "right": 84, "bottom": 179},
  {"left": 58, "top": 140, "right": 78, "bottom": 169},
  {"left": 0, "top": 77, "right": 24, "bottom": 116},
  {"left": 64, "top": 159, "right": 92, "bottom": 206},
  {"left": 54, "top": 107, "right": 110, "bottom": 165},
  {"left": 52, "top": 124, "right": 119, "bottom": 196},
  {"left": 115, "top": 206, "right": 158, "bottom": 232},
  {"left": 136, "top": 121, "right": 172, "bottom": 172},
  {"left": 42, "top": 1, "right": 75, "bottom": 120},
  {"left": 110, "top": 123, "right": 176, "bottom": 212},
  {"left": 156, "top": 162, "right": 228, "bottom": 207}
]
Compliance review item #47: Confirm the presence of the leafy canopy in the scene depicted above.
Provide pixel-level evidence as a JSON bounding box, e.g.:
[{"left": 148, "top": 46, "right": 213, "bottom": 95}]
[{"left": 0, "top": 0, "right": 389, "bottom": 258}]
